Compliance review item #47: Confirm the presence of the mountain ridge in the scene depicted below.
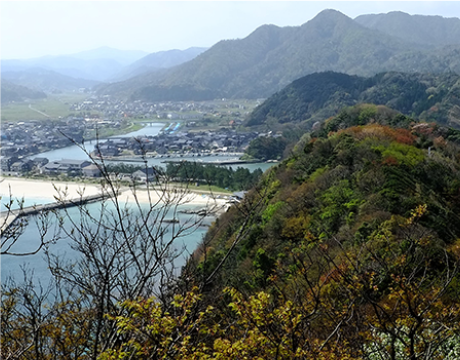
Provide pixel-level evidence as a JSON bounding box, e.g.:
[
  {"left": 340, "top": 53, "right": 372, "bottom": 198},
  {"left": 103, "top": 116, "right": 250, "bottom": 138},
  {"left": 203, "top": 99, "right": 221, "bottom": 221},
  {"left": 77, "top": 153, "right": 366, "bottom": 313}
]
[
  {"left": 1, "top": 47, "right": 208, "bottom": 91},
  {"left": 1, "top": 79, "right": 47, "bottom": 104},
  {"left": 355, "top": 11, "right": 460, "bottom": 46},
  {"left": 109, "top": 47, "right": 208, "bottom": 82},
  {"left": 1, "top": 68, "right": 101, "bottom": 93},
  {"left": 246, "top": 71, "right": 460, "bottom": 129},
  {"left": 97, "top": 9, "right": 460, "bottom": 102}
]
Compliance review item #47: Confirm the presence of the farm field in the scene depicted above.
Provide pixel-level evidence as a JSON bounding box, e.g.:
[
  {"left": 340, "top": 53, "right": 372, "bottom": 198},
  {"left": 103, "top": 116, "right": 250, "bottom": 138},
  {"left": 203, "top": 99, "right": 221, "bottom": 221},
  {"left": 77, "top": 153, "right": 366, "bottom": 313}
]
[{"left": 1, "top": 93, "right": 89, "bottom": 122}]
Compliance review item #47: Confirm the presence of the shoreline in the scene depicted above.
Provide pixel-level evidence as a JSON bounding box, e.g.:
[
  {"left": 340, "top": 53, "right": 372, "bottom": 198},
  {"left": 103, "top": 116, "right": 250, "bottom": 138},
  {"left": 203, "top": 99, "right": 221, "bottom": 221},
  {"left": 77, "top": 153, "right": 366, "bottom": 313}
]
[{"left": 0, "top": 176, "right": 229, "bottom": 211}]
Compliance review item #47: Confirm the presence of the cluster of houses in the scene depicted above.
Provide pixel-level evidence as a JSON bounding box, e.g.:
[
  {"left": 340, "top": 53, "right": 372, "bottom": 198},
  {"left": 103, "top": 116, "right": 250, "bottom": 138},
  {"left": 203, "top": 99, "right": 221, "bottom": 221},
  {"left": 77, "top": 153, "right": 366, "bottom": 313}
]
[
  {"left": 0, "top": 117, "right": 124, "bottom": 159},
  {"left": 1, "top": 119, "right": 84, "bottom": 158},
  {"left": 1, "top": 156, "right": 157, "bottom": 183},
  {"left": 70, "top": 96, "right": 256, "bottom": 121},
  {"left": 1, "top": 157, "right": 96, "bottom": 177},
  {"left": 93, "top": 129, "right": 260, "bottom": 158}
]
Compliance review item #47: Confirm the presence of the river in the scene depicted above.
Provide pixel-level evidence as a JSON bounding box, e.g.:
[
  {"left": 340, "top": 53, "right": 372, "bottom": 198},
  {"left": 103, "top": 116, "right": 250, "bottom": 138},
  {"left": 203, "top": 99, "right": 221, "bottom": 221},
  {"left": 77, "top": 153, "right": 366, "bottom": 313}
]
[{"left": 32, "top": 122, "right": 274, "bottom": 172}]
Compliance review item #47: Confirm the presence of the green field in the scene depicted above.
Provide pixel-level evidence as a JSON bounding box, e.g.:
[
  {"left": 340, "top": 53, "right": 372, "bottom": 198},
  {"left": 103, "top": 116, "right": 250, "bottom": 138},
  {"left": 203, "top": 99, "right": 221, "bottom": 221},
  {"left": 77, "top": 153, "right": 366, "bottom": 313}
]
[{"left": 1, "top": 93, "right": 89, "bottom": 122}]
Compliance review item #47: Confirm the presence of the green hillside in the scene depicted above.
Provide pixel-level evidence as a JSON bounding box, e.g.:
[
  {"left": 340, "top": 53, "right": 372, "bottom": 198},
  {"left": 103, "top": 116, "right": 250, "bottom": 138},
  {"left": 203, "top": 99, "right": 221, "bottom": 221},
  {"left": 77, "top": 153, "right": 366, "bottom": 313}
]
[
  {"left": 246, "top": 71, "right": 460, "bottom": 129},
  {"left": 1, "top": 80, "right": 47, "bottom": 104},
  {"left": 186, "top": 106, "right": 460, "bottom": 357}
]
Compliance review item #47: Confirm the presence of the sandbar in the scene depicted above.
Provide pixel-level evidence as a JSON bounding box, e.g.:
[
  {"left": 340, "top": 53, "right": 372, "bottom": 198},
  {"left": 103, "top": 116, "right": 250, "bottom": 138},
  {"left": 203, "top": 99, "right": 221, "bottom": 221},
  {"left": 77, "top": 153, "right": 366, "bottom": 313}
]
[{"left": 0, "top": 177, "right": 229, "bottom": 211}]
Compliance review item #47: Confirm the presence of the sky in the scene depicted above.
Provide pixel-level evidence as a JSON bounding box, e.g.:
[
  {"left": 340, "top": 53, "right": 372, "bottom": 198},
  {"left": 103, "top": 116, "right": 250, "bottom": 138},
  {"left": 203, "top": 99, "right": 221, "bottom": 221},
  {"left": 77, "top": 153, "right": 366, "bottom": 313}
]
[{"left": 1, "top": 1, "right": 460, "bottom": 60}]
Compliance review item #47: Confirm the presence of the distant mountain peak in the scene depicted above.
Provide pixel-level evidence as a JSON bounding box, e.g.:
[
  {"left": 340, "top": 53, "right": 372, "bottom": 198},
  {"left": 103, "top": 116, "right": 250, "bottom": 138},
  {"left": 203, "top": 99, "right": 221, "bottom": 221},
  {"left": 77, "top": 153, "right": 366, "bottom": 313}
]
[
  {"left": 303, "top": 8, "right": 355, "bottom": 30},
  {"left": 108, "top": 47, "right": 208, "bottom": 82},
  {"left": 97, "top": 9, "right": 460, "bottom": 102},
  {"left": 310, "top": 8, "right": 351, "bottom": 21},
  {"left": 386, "top": 11, "right": 411, "bottom": 16},
  {"left": 246, "top": 23, "right": 282, "bottom": 39}
]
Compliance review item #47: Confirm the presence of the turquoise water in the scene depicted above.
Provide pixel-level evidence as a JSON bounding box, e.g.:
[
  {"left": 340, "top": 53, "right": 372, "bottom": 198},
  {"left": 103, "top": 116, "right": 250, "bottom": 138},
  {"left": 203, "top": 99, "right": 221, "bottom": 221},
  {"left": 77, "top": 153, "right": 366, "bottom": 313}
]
[
  {"left": 0, "top": 196, "right": 55, "bottom": 212},
  {"left": 1, "top": 199, "right": 211, "bottom": 286}
]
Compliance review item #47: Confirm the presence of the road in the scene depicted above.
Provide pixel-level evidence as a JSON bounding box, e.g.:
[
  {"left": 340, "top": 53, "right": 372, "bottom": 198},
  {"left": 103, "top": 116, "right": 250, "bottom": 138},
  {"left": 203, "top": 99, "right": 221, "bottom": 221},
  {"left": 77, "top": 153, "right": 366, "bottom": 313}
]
[{"left": 28, "top": 104, "right": 50, "bottom": 118}]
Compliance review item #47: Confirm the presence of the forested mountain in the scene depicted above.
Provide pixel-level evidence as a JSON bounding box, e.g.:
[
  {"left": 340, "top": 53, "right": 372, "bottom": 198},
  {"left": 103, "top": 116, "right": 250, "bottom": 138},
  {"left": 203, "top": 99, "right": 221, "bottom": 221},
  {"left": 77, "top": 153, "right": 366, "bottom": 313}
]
[
  {"left": 181, "top": 105, "right": 460, "bottom": 357},
  {"left": 110, "top": 47, "right": 208, "bottom": 82},
  {"left": 1, "top": 47, "right": 148, "bottom": 82},
  {"left": 96, "top": 10, "right": 407, "bottom": 100},
  {"left": 1, "top": 68, "right": 100, "bottom": 93},
  {"left": 355, "top": 11, "right": 460, "bottom": 47},
  {"left": 1, "top": 79, "right": 47, "bottom": 104},
  {"left": 246, "top": 71, "right": 460, "bottom": 129},
  {"left": 97, "top": 9, "right": 460, "bottom": 102}
]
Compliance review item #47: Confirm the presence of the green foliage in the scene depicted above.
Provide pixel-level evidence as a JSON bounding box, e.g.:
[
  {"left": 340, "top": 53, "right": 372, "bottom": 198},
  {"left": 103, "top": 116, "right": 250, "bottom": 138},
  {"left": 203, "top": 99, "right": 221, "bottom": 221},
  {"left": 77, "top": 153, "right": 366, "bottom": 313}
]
[
  {"left": 165, "top": 162, "right": 262, "bottom": 191},
  {"left": 200, "top": 122, "right": 460, "bottom": 305},
  {"left": 372, "top": 141, "right": 425, "bottom": 167},
  {"left": 318, "top": 180, "right": 361, "bottom": 232},
  {"left": 246, "top": 71, "right": 460, "bottom": 129},
  {"left": 261, "top": 201, "right": 285, "bottom": 225},
  {"left": 244, "top": 136, "right": 289, "bottom": 161}
]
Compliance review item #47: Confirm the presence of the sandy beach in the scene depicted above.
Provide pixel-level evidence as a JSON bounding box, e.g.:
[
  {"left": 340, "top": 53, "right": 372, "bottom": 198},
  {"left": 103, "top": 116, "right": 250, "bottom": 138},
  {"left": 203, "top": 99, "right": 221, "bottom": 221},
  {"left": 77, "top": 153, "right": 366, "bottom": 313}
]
[{"left": 0, "top": 177, "right": 229, "bottom": 211}]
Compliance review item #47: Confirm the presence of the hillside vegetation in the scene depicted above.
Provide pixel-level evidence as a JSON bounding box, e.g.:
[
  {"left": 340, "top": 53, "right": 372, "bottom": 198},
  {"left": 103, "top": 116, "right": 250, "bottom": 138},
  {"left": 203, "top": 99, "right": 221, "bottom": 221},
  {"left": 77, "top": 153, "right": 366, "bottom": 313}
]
[
  {"left": 246, "top": 71, "right": 460, "bottom": 130},
  {"left": 183, "top": 106, "right": 460, "bottom": 357},
  {"left": 4, "top": 105, "right": 460, "bottom": 358},
  {"left": 1, "top": 80, "right": 47, "bottom": 104}
]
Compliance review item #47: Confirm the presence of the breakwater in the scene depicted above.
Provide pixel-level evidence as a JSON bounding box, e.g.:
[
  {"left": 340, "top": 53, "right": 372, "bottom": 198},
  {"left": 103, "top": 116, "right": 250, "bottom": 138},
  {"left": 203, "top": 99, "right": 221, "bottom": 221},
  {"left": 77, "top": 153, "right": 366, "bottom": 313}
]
[{"left": 1, "top": 192, "right": 113, "bottom": 235}]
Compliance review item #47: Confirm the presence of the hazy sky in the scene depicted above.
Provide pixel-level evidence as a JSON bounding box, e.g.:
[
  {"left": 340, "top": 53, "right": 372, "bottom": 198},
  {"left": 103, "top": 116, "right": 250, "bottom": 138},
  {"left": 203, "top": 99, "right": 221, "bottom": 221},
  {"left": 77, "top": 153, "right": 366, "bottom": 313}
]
[{"left": 2, "top": 1, "right": 460, "bottom": 60}]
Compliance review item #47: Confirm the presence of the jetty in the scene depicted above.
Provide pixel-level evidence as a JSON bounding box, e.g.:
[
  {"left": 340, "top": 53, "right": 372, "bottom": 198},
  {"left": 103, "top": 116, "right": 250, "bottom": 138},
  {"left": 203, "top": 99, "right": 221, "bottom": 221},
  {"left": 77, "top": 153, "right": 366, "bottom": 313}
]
[{"left": 1, "top": 192, "right": 113, "bottom": 235}]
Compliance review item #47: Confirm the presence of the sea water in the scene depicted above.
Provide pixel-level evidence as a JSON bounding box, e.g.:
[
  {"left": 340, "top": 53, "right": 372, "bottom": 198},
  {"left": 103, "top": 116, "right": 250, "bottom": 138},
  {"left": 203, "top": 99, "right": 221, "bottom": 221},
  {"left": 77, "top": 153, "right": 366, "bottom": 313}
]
[
  {"left": 0, "top": 198, "right": 211, "bottom": 288},
  {"left": 1, "top": 122, "right": 272, "bottom": 289}
]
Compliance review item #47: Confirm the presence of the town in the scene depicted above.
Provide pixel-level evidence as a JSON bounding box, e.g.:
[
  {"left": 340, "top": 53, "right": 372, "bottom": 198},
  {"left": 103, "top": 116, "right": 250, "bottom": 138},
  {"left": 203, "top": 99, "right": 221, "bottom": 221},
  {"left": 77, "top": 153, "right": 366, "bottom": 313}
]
[
  {"left": 0, "top": 100, "right": 278, "bottom": 180},
  {"left": 92, "top": 127, "right": 259, "bottom": 158},
  {"left": 70, "top": 95, "right": 260, "bottom": 122}
]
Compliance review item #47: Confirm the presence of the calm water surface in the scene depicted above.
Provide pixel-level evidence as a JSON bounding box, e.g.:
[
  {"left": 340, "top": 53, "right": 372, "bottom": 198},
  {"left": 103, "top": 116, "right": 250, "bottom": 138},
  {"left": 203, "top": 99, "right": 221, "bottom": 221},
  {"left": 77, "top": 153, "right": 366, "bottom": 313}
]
[
  {"left": 1, "top": 200, "right": 211, "bottom": 286},
  {"left": 1, "top": 123, "right": 275, "bottom": 286}
]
